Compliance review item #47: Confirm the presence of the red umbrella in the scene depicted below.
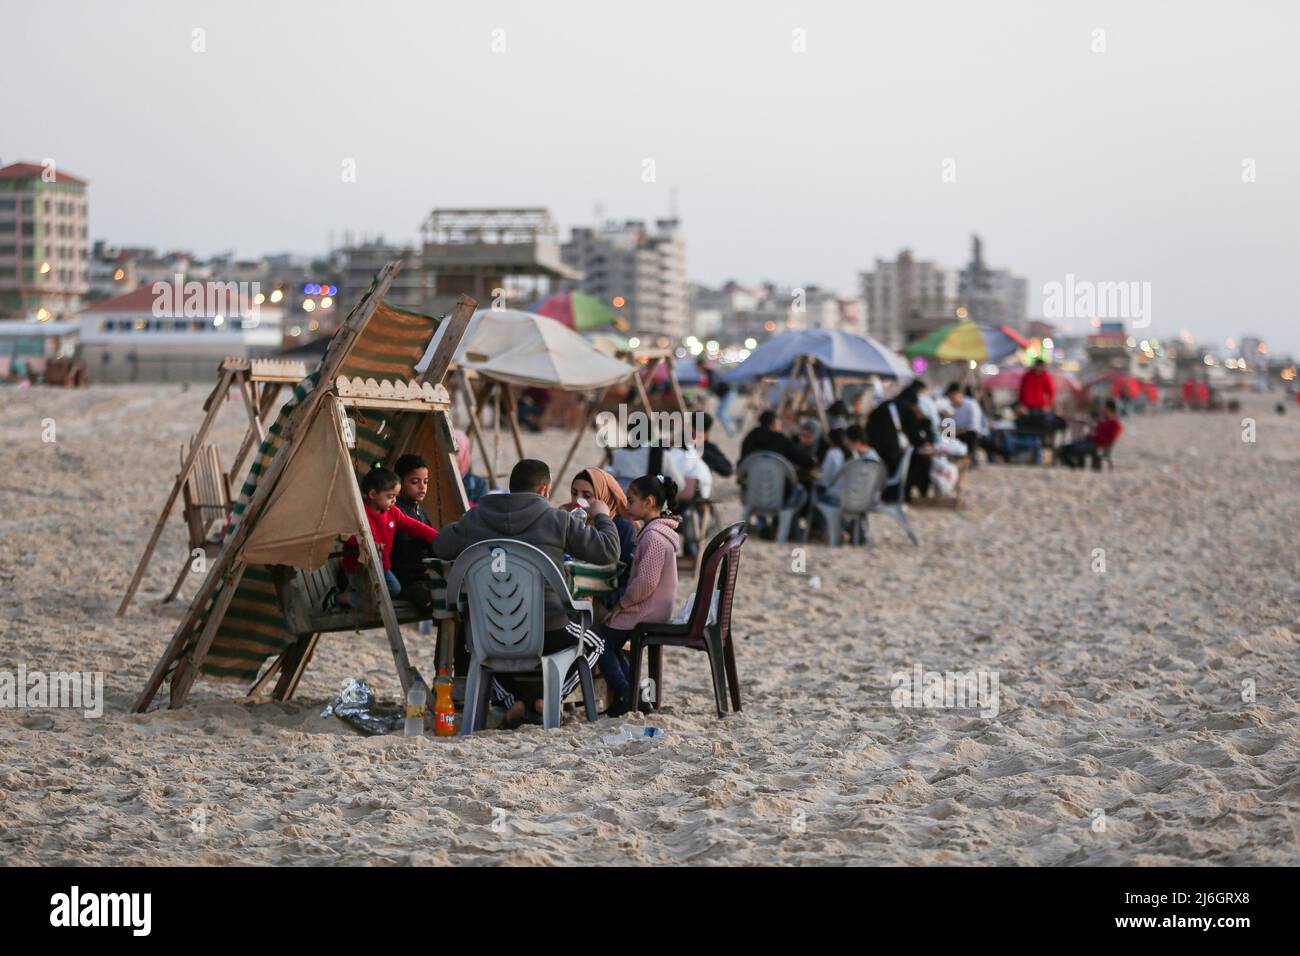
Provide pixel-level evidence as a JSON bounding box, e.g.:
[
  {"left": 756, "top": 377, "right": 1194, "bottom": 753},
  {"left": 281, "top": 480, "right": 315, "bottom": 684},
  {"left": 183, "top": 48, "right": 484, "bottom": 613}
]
[{"left": 982, "top": 366, "right": 1082, "bottom": 393}]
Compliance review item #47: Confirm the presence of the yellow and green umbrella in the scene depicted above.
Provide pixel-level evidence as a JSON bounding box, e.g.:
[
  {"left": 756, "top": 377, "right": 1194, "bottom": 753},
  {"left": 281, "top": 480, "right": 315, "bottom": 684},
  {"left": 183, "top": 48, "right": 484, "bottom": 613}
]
[{"left": 904, "top": 321, "right": 1028, "bottom": 362}]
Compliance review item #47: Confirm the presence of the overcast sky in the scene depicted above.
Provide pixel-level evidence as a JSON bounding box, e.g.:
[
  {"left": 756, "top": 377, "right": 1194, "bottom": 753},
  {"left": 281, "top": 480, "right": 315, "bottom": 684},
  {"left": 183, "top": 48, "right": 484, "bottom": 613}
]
[{"left": 3, "top": 0, "right": 1297, "bottom": 351}]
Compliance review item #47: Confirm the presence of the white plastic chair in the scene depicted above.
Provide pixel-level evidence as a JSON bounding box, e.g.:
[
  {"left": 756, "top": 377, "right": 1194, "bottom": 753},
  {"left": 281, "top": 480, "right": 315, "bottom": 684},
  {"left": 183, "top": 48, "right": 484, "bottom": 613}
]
[
  {"left": 815, "top": 458, "right": 887, "bottom": 547},
  {"left": 737, "top": 451, "right": 800, "bottom": 544},
  {"left": 869, "top": 447, "right": 919, "bottom": 545},
  {"left": 444, "top": 539, "right": 598, "bottom": 733}
]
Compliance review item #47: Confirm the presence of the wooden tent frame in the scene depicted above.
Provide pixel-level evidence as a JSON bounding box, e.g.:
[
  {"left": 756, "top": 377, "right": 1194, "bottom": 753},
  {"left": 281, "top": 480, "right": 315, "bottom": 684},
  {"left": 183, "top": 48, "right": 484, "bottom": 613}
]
[
  {"left": 132, "top": 264, "right": 476, "bottom": 712},
  {"left": 117, "top": 356, "right": 309, "bottom": 615},
  {"left": 758, "top": 353, "right": 835, "bottom": 432}
]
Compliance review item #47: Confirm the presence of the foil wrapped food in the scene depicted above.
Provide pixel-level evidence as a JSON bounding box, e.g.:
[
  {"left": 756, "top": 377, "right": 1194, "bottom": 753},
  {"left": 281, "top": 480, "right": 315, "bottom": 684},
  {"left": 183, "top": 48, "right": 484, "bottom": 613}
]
[{"left": 320, "top": 678, "right": 404, "bottom": 736}]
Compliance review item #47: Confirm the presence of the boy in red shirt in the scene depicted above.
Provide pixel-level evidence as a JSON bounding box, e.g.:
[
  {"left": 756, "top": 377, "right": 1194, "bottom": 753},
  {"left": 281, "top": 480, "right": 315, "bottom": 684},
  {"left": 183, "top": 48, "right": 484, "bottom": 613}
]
[
  {"left": 1060, "top": 400, "right": 1122, "bottom": 470},
  {"left": 335, "top": 464, "right": 438, "bottom": 609}
]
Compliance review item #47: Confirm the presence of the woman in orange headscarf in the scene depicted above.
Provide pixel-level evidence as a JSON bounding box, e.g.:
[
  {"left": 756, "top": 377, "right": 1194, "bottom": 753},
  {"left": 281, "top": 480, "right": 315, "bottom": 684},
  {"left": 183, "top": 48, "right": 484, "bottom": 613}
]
[{"left": 564, "top": 466, "right": 637, "bottom": 603}]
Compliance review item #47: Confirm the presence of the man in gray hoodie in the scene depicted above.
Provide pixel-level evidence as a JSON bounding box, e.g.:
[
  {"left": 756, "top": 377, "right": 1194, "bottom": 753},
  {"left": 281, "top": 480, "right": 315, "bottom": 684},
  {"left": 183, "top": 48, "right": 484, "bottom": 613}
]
[{"left": 433, "top": 459, "right": 620, "bottom": 652}]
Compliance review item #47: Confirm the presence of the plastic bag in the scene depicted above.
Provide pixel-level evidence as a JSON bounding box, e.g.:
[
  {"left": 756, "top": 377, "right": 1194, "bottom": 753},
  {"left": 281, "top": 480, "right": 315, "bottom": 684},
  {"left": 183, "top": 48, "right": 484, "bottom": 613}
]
[
  {"left": 931, "top": 455, "right": 960, "bottom": 497},
  {"left": 671, "top": 588, "right": 719, "bottom": 625}
]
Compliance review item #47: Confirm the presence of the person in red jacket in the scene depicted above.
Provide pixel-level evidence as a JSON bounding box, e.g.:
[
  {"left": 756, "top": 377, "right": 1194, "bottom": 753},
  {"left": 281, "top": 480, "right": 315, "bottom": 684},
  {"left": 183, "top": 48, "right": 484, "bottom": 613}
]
[
  {"left": 1017, "top": 359, "right": 1057, "bottom": 412},
  {"left": 335, "top": 464, "right": 438, "bottom": 610},
  {"left": 1060, "top": 400, "right": 1123, "bottom": 470}
]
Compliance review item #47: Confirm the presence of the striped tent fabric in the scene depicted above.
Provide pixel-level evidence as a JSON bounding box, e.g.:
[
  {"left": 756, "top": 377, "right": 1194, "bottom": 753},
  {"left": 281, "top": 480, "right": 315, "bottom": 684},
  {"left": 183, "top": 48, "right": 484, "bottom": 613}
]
[{"left": 180, "top": 301, "right": 448, "bottom": 682}]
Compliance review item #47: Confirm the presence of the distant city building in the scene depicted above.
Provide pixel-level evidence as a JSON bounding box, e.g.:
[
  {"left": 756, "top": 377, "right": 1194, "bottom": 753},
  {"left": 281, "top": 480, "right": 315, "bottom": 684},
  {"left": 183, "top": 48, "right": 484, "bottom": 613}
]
[
  {"left": 860, "top": 249, "right": 959, "bottom": 350},
  {"left": 336, "top": 238, "right": 431, "bottom": 315},
  {"left": 690, "top": 281, "right": 860, "bottom": 345},
  {"left": 957, "top": 234, "right": 1027, "bottom": 328},
  {"left": 562, "top": 218, "right": 686, "bottom": 341},
  {"left": 88, "top": 242, "right": 140, "bottom": 301},
  {"left": 0, "top": 161, "right": 90, "bottom": 318},
  {"left": 420, "top": 208, "right": 580, "bottom": 316},
  {"left": 77, "top": 285, "right": 284, "bottom": 382}
]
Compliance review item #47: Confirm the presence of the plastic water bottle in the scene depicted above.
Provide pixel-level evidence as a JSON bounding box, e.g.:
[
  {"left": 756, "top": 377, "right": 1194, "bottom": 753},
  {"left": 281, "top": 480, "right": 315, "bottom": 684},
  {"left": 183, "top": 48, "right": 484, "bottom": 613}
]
[
  {"left": 403, "top": 671, "right": 428, "bottom": 738},
  {"left": 571, "top": 497, "right": 589, "bottom": 522},
  {"left": 598, "top": 724, "right": 667, "bottom": 746}
]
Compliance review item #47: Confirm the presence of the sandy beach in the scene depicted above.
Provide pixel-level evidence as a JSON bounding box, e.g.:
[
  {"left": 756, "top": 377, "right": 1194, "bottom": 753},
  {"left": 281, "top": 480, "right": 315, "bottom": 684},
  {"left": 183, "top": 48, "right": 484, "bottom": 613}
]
[{"left": 1, "top": 385, "right": 1297, "bottom": 866}]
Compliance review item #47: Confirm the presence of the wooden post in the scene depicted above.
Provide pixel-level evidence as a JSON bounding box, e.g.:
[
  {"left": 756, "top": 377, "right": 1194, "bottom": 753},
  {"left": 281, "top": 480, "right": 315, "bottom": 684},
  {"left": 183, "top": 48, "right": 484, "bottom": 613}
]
[
  {"left": 118, "top": 368, "right": 234, "bottom": 616},
  {"left": 804, "top": 357, "right": 830, "bottom": 433},
  {"left": 422, "top": 294, "right": 476, "bottom": 386},
  {"left": 237, "top": 372, "right": 266, "bottom": 446},
  {"left": 338, "top": 413, "right": 415, "bottom": 698},
  {"left": 664, "top": 353, "right": 689, "bottom": 418},
  {"left": 554, "top": 390, "right": 605, "bottom": 495},
  {"left": 776, "top": 355, "right": 802, "bottom": 423},
  {"left": 490, "top": 383, "right": 502, "bottom": 481},
  {"left": 458, "top": 372, "right": 495, "bottom": 487},
  {"left": 500, "top": 384, "right": 528, "bottom": 461},
  {"left": 168, "top": 560, "right": 247, "bottom": 708},
  {"left": 271, "top": 633, "right": 321, "bottom": 702}
]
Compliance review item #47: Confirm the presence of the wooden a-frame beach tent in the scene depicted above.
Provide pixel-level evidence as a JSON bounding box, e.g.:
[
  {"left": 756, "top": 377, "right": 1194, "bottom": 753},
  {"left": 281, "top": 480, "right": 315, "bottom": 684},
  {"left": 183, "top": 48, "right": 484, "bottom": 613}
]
[
  {"left": 117, "top": 356, "right": 309, "bottom": 615},
  {"left": 133, "top": 262, "right": 476, "bottom": 712}
]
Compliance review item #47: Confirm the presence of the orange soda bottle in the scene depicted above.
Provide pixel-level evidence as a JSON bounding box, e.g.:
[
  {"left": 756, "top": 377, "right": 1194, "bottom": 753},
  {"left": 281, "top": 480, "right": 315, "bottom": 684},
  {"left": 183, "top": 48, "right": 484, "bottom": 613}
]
[{"left": 433, "top": 668, "right": 456, "bottom": 737}]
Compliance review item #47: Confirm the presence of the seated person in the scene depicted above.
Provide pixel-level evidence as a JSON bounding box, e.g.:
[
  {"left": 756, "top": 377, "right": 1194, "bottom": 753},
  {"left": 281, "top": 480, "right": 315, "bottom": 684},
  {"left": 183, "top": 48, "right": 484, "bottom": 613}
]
[
  {"left": 697, "top": 412, "right": 734, "bottom": 478},
  {"left": 433, "top": 459, "right": 620, "bottom": 725},
  {"left": 1060, "top": 400, "right": 1122, "bottom": 470},
  {"left": 866, "top": 384, "right": 933, "bottom": 501},
  {"left": 611, "top": 442, "right": 683, "bottom": 492},
  {"left": 738, "top": 410, "right": 816, "bottom": 514},
  {"left": 597, "top": 474, "right": 681, "bottom": 718},
  {"left": 562, "top": 466, "right": 637, "bottom": 604},
  {"left": 455, "top": 429, "right": 488, "bottom": 503},
  {"left": 516, "top": 387, "right": 550, "bottom": 432},
  {"left": 818, "top": 425, "right": 881, "bottom": 507},
  {"left": 946, "top": 383, "right": 987, "bottom": 466},
  {"left": 388, "top": 454, "right": 439, "bottom": 615},
  {"left": 335, "top": 464, "right": 438, "bottom": 610},
  {"left": 827, "top": 399, "right": 852, "bottom": 431}
]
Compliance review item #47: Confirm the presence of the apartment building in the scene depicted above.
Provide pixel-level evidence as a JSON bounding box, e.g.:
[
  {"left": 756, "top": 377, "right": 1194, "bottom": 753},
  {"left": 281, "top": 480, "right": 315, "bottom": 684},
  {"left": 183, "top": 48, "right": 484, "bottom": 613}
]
[{"left": 0, "top": 161, "right": 90, "bottom": 318}]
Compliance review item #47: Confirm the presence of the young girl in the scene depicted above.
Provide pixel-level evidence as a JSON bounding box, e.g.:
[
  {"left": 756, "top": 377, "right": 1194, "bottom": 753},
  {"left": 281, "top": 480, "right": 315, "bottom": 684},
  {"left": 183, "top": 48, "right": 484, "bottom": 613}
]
[
  {"left": 564, "top": 466, "right": 637, "bottom": 603},
  {"left": 598, "top": 473, "right": 680, "bottom": 717},
  {"left": 336, "top": 464, "right": 437, "bottom": 610}
]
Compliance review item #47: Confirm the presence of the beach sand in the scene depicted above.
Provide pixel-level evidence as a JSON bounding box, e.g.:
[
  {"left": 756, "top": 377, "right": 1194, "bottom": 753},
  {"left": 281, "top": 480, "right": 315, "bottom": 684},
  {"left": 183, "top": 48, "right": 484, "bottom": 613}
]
[{"left": 1, "top": 385, "right": 1298, "bottom": 865}]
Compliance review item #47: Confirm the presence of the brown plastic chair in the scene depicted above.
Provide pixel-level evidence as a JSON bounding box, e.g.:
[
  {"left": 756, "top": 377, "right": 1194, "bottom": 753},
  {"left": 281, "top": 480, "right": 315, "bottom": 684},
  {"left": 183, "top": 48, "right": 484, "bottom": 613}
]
[{"left": 627, "top": 521, "right": 747, "bottom": 718}]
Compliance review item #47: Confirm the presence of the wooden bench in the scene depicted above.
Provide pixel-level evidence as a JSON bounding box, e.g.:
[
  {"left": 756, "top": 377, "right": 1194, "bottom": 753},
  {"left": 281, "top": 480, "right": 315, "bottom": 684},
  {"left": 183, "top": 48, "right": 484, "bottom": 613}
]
[{"left": 253, "top": 554, "right": 458, "bottom": 701}]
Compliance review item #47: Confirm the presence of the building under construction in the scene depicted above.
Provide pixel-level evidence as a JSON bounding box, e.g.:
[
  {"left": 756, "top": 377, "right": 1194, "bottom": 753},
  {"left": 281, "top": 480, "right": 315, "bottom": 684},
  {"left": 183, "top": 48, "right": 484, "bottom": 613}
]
[{"left": 335, "top": 208, "right": 581, "bottom": 320}]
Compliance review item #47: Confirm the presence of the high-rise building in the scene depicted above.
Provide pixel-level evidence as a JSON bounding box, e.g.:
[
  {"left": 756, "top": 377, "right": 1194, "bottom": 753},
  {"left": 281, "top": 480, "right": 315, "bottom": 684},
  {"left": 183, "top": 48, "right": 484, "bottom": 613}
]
[
  {"left": 0, "top": 161, "right": 90, "bottom": 318},
  {"left": 562, "top": 218, "right": 687, "bottom": 341},
  {"left": 958, "top": 234, "right": 1027, "bottom": 328},
  {"left": 860, "top": 250, "right": 959, "bottom": 350}
]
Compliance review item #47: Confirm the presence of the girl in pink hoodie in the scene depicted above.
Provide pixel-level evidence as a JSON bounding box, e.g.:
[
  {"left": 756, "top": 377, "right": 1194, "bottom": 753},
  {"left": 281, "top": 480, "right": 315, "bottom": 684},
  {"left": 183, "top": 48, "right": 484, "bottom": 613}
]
[{"left": 600, "top": 473, "right": 681, "bottom": 717}]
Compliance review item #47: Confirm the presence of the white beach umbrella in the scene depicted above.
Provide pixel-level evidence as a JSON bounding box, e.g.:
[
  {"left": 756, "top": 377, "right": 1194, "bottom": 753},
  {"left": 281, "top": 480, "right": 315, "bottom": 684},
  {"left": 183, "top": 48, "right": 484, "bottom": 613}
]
[{"left": 418, "top": 308, "right": 634, "bottom": 390}]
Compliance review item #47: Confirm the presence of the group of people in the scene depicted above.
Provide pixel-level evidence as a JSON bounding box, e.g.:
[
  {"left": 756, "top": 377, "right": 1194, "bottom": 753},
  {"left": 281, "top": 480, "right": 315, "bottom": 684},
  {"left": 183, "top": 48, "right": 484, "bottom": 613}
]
[
  {"left": 736, "top": 408, "right": 884, "bottom": 541},
  {"left": 332, "top": 450, "right": 690, "bottom": 727}
]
